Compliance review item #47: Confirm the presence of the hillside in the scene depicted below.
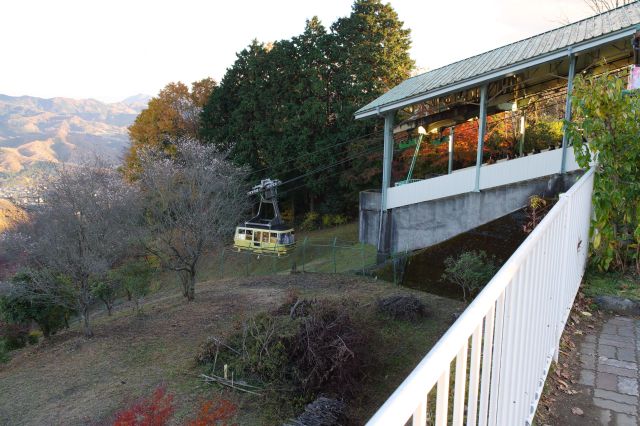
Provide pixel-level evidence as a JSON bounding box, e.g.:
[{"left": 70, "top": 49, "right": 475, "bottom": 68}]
[
  {"left": 0, "top": 273, "right": 463, "bottom": 425},
  {"left": 0, "top": 94, "right": 150, "bottom": 174},
  {"left": 0, "top": 198, "right": 26, "bottom": 232}
]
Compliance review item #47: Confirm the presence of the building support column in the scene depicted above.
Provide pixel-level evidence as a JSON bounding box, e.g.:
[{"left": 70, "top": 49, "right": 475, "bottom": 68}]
[
  {"left": 519, "top": 113, "right": 526, "bottom": 156},
  {"left": 474, "top": 85, "right": 488, "bottom": 192},
  {"left": 561, "top": 52, "right": 576, "bottom": 174},
  {"left": 448, "top": 127, "right": 455, "bottom": 174},
  {"left": 377, "top": 111, "right": 394, "bottom": 258}
]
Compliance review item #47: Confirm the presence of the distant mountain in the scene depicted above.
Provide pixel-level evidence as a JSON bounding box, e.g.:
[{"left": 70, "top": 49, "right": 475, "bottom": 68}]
[
  {"left": 120, "top": 93, "right": 153, "bottom": 110},
  {"left": 0, "top": 94, "right": 150, "bottom": 174}
]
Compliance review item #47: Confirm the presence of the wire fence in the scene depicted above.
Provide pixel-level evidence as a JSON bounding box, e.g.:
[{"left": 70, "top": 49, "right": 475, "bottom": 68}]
[{"left": 202, "top": 237, "right": 379, "bottom": 280}]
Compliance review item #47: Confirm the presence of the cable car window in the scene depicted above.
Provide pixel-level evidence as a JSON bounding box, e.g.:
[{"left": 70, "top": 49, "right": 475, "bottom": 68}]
[
  {"left": 261, "top": 232, "right": 269, "bottom": 243},
  {"left": 246, "top": 230, "right": 253, "bottom": 237},
  {"left": 254, "top": 231, "right": 260, "bottom": 242}
]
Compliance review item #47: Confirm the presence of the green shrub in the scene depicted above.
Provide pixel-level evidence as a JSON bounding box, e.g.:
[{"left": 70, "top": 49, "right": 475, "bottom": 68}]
[
  {"left": 299, "top": 211, "right": 320, "bottom": 231},
  {"left": 111, "top": 259, "right": 155, "bottom": 313},
  {"left": 525, "top": 120, "right": 563, "bottom": 151},
  {"left": 229, "top": 313, "right": 294, "bottom": 384},
  {"left": 1, "top": 270, "right": 74, "bottom": 338},
  {"left": 0, "top": 321, "right": 29, "bottom": 350},
  {"left": 567, "top": 72, "right": 640, "bottom": 273},
  {"left": 0, "top": 339, "right": 10, "bottom": 363},
  {"left": 442, "top": 250, "right": 499, "bottom": 302},
  {"left": 27, "top": 330, "right": 41, "bottom": 345},
  {"left": 321, "top": 214, "right": 348, "bottom": 228},
  {"left": 90, "top": 276, "right": 121, "bottom": 316}
]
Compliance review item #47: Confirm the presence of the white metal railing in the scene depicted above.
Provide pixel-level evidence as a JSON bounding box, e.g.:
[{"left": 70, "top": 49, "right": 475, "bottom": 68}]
[
  {"left": 386, "top": 148, "right": 582, "bottom": 209},
  {"left": 367, "top": 167, "right": 595, "bottom": 426}
]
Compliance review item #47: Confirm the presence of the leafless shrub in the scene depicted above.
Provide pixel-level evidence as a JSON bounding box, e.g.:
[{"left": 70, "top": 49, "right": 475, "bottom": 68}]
[
  {"left": 272, "top": 294, "right": 316, "bottom": 319},
  {"left": 584, "top": 0, "right": 632, "bottom": 14},
  {"left": 376, "top": 294, "right": 427, "bottom": 322},
  {"left": 6, "top": 159, "right": 141, "bottom": 337},
  {"left": 289, "top": 300, "right": 372, "bottom": 397}
]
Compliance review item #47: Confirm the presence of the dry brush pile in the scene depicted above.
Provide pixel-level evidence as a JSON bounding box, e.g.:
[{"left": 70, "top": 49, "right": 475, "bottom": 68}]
[{"left": 196, "top": 293, "right": 428, "bottom": 423}]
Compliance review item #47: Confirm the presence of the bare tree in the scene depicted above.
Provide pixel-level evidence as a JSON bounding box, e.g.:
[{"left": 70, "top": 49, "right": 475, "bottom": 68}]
[
  {"left": 584, "top": 0, "right": 632, "bottom": 13},
  {"left": 8, "top": 159, "right": 141, "bottom": 337},
  {"left": 137, "top": 138, "right": 249, "bottom": 301}
]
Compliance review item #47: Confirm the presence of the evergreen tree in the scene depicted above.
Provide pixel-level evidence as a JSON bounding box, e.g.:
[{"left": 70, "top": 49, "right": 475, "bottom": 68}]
[{"left": 199, "top": 0, "right": 414, "bottom": 214}]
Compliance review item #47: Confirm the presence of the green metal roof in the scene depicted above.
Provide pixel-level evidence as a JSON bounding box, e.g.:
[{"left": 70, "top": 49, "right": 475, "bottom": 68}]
[{"left": 356, "top": 2, "right": 640, "bottom": 119}]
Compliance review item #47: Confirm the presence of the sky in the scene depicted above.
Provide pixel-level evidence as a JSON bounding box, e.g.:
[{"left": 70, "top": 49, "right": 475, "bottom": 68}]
[{"left": 0, "top": 0, "right": 595, "bottom": 103}]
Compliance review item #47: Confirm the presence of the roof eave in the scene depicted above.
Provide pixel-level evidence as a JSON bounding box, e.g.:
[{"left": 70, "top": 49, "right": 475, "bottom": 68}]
[{"left": 355, "top": 26, "right": 638, "bottom": 120}]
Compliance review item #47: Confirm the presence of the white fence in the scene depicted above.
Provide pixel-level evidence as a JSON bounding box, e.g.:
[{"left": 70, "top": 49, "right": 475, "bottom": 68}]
[
  {"left": 367, "top": 167, "right": 595, "bottom": 426},
  {"left": 386, "top": 148, "right": 581, "bottom": 209}
]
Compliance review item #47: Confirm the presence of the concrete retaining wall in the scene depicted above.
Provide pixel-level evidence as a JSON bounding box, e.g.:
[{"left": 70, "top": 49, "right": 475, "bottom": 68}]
[{"left": 360, "top": 171, "right": 582, "bottom": 255}]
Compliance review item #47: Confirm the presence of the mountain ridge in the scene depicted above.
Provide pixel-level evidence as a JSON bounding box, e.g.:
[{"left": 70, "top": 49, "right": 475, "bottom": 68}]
[{"left": 0, "top": 93, "right": 150, "bottom": 174}]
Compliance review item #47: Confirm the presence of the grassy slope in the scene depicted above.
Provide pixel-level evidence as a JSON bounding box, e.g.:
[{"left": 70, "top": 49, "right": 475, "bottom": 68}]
[
  {"left": 197, "top": 222, "right": 378, "bottom": 281},
  {"left": 581, "top": 269, "right": 640, "bottom": 300},
  {"left": 0, "top": 273, "right": 463, "bottom": 425}
]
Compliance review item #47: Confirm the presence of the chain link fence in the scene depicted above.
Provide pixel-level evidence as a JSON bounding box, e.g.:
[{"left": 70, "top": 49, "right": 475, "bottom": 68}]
[{"left": 201, "top": 238, "right": 379, "bottom": 280}]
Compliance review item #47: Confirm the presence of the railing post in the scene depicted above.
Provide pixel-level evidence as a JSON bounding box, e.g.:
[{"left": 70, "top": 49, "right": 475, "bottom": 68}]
[
  {"left": 519, "top": 113, "right": 526, "bottom": 156},
  {"left": 474, "top": 85, "right": 488, "bottom": 192},
  {"left": 332, "top": 237, "right": 337, "bottom": 273},
  {"left": 378, "top": 111, "right": 395, "bottom": 251},
  {"left": 220, "top": 248, "right": 225, "bottom": 279},
  {"left": 448, "top": 126, "right": 455, "bottom": 174},
  {"left": 561, "top": 52, "right": 576, "bottom": 174},
  {"left": 302, "top": 237, "right": 308, "bottom": 273},
  {"left": 392, "top": 253, "right": 397, "bottom": 285}
]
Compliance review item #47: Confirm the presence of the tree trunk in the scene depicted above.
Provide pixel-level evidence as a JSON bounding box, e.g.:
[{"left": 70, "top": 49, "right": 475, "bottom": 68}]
[
  {"left": 180, "top": 273, "right": 189, "bottom": 298},
  {"left": 82, "top": 304, "right": 93, "bottom": 338},
  {"left": 186, "top": 271, "right": 196, "bottom": 301},
  {"left": 80, "top": 279, "right": 94, "bottom": 338},
  {"left": 309, "top": 195, "right": 315, "bottom": 212},
  {"left": 134, "top": 297, "right": 142, "bottom": 314}
]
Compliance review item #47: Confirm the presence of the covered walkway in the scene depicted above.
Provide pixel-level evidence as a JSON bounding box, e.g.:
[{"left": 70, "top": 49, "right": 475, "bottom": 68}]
[{"left": 356, "top": 3, "right": 640, "bottom": 257}]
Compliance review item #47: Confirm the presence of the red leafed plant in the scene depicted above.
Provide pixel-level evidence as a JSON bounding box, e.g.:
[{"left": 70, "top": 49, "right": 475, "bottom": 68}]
[
  {"left": 187, "top": 399, "right": 238, "bottom": 426},
  {"left": 113, "top": 385, "right": 175, "bottom": 426}
]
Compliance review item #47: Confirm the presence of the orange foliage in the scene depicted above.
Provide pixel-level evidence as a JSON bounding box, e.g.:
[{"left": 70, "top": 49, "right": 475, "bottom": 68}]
[
  {"left": 188, "top": 399, "right": 238, "bottom": 426},
  {"left": 113, "top": 386, "right": 174, "bottom": 426}
]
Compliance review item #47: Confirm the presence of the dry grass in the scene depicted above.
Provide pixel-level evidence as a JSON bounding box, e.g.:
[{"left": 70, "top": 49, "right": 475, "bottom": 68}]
[
  {"left": 0, "top": 198, "right": 26, "bottom": 232},
  {"left": 0, "top": 273, "right": 463, "bottom": 425}
]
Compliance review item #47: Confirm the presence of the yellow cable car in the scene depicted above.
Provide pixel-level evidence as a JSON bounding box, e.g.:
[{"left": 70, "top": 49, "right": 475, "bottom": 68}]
[{"left": 233, "top": 179, "right": 296, "bottom": 256}]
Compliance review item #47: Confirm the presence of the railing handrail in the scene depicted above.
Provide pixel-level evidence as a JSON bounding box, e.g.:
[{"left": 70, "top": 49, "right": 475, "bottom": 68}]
[{"left": 366, "top": 167, "right": 595, "bottom": 425}]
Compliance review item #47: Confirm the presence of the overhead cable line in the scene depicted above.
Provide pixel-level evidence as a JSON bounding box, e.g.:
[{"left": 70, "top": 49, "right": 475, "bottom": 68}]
[{"left": 246, "top": 130, "right": 383, "bottom": 178}]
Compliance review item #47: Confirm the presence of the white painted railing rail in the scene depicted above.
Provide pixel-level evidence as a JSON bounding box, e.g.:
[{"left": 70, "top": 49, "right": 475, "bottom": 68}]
[
  {"left": 386, "top": 147, "right": 582, "bottom": 209},
  {"left": 367, "top": 167, "right": 595, "bottom": 426}
]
